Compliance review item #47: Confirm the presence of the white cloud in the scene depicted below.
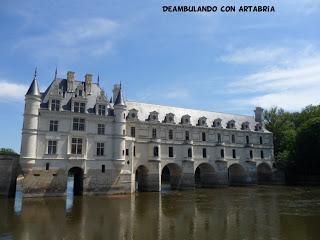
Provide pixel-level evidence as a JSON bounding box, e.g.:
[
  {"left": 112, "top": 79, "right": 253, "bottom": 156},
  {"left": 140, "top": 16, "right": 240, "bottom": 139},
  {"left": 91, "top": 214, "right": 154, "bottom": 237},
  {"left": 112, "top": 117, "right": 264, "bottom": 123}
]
[
  {"left": 0, "top": 81, "right": 28, "bottom": 101},
  {"left": 227, "top": 45, "right": 320, "bottom": 111},
  {"left": 15, "top": 17, "right": 119, "bottom": 59},
  {"left": 163, "top": 88, "right": 190, "bottom": 100}
]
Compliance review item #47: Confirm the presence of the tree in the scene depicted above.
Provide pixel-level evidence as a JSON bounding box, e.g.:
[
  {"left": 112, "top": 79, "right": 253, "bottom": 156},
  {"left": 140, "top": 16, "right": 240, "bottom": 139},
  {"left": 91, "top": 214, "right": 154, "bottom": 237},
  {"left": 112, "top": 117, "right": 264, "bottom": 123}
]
[{"left": 0, "top": 148, "right": 18, "bottom": 156}]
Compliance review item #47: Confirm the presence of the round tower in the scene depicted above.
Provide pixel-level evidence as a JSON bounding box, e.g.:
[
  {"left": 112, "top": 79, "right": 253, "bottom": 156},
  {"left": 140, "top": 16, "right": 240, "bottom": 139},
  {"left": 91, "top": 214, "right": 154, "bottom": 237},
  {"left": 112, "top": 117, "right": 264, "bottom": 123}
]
[
  {"left": 20, "top": 70, "right": 41, "bottom": 172},
  {"left": 113, "top": 83, "right": 126, "bottom": 168}
]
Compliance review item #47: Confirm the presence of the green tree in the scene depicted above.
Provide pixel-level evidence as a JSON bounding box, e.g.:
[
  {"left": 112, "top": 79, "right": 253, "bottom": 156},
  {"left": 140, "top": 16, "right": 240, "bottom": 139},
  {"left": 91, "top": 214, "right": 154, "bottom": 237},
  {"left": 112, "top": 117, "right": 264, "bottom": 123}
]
[{"left": 0, "top": 148, "right": 18, "bottom": 156}]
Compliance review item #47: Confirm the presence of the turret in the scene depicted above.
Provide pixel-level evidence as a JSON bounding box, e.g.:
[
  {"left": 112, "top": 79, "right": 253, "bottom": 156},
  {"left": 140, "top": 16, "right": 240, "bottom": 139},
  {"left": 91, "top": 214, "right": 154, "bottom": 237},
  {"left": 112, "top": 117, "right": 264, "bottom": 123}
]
[
  {"left": 20, "top": 69, "right": 41, "bottom": 172},
  {"left": 113, "top": 83, "right": 126, "bottom": 167}
]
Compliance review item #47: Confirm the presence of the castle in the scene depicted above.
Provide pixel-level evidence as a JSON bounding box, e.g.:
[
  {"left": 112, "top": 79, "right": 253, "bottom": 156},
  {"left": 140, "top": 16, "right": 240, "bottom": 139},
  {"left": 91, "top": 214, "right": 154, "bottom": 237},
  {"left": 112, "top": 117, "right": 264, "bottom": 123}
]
[{"left": 19, "top": 70, "right": 277, "bottom": 197}]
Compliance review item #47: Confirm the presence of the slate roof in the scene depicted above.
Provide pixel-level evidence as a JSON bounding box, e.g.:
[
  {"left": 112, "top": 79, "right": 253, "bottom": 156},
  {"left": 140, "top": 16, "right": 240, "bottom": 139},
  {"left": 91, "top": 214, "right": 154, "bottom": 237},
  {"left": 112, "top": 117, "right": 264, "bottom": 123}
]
[{"left": 26, "top": 79, "right": 40, "bottom": 96}]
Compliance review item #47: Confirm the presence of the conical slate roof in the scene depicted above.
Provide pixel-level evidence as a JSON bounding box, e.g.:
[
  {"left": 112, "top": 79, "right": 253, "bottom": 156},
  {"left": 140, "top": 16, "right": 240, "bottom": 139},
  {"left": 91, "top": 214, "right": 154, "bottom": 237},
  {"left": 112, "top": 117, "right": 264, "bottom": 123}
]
[
  {"left": 114, "top": 88, "right": 125, "bottom": 106},
  {"left": 26, "top": 79, "right": 40, "bottom": 96}
]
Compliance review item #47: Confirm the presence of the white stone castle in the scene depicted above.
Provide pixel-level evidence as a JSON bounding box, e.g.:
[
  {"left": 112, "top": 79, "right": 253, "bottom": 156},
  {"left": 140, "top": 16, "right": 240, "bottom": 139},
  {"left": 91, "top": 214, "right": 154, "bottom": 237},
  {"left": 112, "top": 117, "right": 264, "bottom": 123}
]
[{"left": 19, "top": 70, "right": 277, "bottom": 197}]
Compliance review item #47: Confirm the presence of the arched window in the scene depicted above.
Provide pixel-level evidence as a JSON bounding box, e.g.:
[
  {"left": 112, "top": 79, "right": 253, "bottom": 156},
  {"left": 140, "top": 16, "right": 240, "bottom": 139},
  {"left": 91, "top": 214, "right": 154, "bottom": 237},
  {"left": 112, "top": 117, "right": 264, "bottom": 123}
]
[
  {"left": 188, "top": 148, "right": 192, "bottom": 158},
  {"left": 232, "top": 134, "right": 235, "bottom": 143},
  {"left": 169, "top": 129, "right": 173, "bottom": 140},
  {"left": 153, "top": 146, "right": 159, "bottom": 157}
]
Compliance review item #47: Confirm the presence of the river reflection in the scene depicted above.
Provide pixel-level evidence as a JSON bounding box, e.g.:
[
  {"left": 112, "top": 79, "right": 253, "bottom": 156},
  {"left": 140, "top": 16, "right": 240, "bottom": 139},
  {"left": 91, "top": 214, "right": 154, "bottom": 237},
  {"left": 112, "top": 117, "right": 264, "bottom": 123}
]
[{"left": 1, "top": 186, "right": 320, "bottom": 240}]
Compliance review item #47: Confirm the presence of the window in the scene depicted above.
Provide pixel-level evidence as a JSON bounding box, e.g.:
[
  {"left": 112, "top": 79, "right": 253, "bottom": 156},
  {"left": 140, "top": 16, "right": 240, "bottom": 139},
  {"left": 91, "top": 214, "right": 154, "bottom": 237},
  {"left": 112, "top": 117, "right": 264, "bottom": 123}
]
[
  {"left": 153, "top": 146, "right": 159, "bottom": 157},
  {"left": 169, "top": 147, "right": 174, "bottom": 158},
  {"left": 49, "top": 120, "right": 58, "bottom": 132},
  {"left": 74, "top": 102, "right": 85, "bottom": 113},
  {"left": 217, "top": 133, "right": 221, "bottom": 143},
  {"left": 96, "top": 142, "right": 104, "bottom": 156},
  {"left": 133, "top": 146, "right": 136, "bottom": 156},
  {"left": 202, "top": 132, "right": 206, "bottom": 141},
  {"left": 123, "top": 129, "right": 126, "bottom": 135},
  {"left": 48, "top": 140, "right": 57, "bottom": 154},
  {"left": 261, "top": 150, "right": 264, "bottom": 159},
  {"left": 73, "top": 118, "right": 85, "bottom": 131},
  {"left": 260, "top": 136, "right": 263, "bottom": 144},
  {"left": 202, "top": 148, "right": 207, "bottom": 158},
  {"left": 126, "top": 149, "right": 129, "bottom": 156},
  {"left": 232, "top": 149, "right": 236, "bottom": 159},
  {"left": 185, "top": 131, "right": 190, "bottom": 141},
  {"left": 51, "top": 99, "right": 60, "bottom": 111},
  {"left": 152, "top": 128, "right": 157, "bottom": 138},
  {"left": 45, "top": 163, "right": 49, "bottom": 171},
  {"left": 71, "top": 138, "right": 82, "bottom": 154},
  {"left": 246, "top": 136, "right": 250, "bottom": 144},
  {"left": 97, "top": 124, "right": 105, "bottom": 135},
  {"left": 250, "top": 150, "right": 253, "bottom": 159},
  {"left": 220, "top": 149, "right": 224, "bottom": 158},
  {"left": 123, "top": 114, "right": 125, "bottom": 119},
  {"left": 102, "top": 164, "right": 105, "bottom": 173},
  {"left": 98, "top": 105, "right": 106, "bottom": 116},
  {"left": 188, "top": 148, "right": 192, "bottom": 158},
  {"left": 122, "top": 150, "right": 125, "bottom": 156},
  {"left": 131, "top": 127, "right": 136, "bottom": 137},
  {"left": 79, "top": 90, "right": 83, "bottom": 96},
  {"left": 231, "top": 134, "right": 235, "bottom": 143},
  {"left": 169, "top": 130, "right": 173, "bottom": 140}
]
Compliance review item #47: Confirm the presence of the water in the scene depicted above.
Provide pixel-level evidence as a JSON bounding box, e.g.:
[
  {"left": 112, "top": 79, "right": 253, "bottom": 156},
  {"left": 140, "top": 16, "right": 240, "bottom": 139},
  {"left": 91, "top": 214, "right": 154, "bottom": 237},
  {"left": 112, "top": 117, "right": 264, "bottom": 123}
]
[{"left": 1, "top": 186, "right": 320, "bottom": 240}]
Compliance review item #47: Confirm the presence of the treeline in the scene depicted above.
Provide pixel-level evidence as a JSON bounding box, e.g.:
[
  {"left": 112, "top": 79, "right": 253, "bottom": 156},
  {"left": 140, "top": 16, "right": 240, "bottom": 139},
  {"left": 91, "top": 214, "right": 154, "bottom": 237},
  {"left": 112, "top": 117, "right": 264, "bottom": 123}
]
[
  {"left": 0, "top": 148, "right": 18, "bottom": 156},
  {"left": 264, "top": 105, "right": 320, "bottom": 180}
]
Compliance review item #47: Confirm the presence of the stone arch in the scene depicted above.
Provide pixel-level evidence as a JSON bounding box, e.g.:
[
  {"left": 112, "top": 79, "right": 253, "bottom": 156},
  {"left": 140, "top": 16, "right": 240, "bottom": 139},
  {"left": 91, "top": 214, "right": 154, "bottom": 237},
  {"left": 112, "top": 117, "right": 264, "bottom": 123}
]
[
  {"left": 228, "top": 163, "right": 248, "bottom": 185},
  {"left": 161, "top": 163, "right": 182, "bottom": 190},
  {"left": 194, "top": 163, "right": 218, "bottom": 188},
  {"left": 68, "top": 167, "right": 84, "bottom": 196},
  {"left": 257, "top": 163, "right": 272, "bottom": 184},
  {"left": 135, "top": 165, "right": 149, "bottom": 192}
]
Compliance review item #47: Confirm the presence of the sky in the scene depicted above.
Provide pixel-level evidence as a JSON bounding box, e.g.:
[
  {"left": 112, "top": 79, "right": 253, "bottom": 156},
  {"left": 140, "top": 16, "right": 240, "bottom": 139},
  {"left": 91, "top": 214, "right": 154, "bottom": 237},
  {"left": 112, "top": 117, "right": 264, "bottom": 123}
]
[{"left": 0, "top": 0, "right": 319, "bottom": 151}]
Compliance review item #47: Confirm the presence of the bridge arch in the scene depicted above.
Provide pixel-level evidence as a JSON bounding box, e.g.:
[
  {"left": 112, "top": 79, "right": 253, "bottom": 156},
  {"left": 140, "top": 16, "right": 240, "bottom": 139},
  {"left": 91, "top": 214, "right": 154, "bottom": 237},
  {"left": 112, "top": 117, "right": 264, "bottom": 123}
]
[
  {"left": 228, "top": 163, "right": 248, "bottom": 185},
  {"left": 68, "top": 167, "right": 84, "bottom": 196},
  {"left": 161, "top": 163, "right": 182, "bottom": 190},
  {"left": 257, "top": 163, "right": 272, "bottom": 184},
  {"left": 135, "top": 165, "right": 149, "bottom": 192},
  {"left": 195, "top": 163, "right": 218, "bottom": 187}
]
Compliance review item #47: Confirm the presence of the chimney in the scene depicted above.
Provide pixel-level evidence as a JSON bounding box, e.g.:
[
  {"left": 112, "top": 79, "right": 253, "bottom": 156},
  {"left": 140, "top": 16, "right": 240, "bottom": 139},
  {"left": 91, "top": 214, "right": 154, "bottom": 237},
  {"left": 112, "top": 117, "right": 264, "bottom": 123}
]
[
  {"left": 254, "top": 107, "right": 264, "bottom": 123},
  {"left": 85, "top": 74, "right": 93, "bottom": 94},
  {"left": 67, "top": 71, "right": 75, "bottom": 92}
]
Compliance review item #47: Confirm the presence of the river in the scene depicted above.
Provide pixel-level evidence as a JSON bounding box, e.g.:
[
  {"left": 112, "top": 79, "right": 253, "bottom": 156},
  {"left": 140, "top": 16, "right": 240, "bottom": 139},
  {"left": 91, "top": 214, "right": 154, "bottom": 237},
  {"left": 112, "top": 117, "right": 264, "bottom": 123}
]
[{"left": 1, "top": 186, "right": 320, "bottom": 240}]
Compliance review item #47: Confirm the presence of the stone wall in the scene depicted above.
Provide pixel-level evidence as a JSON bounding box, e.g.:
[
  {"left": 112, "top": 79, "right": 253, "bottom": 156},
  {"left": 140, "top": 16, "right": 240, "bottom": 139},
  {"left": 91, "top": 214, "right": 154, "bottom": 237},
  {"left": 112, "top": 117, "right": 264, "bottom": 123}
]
[{"left": 0, "top": 154, "right": 19, "bottom": 197}]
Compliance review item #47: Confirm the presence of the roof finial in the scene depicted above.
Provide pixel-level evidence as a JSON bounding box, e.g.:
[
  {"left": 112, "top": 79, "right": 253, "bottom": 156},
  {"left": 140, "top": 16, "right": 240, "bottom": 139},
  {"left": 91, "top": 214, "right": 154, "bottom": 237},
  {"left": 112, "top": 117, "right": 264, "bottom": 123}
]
[
  {"left": 33, "top": 67, "right": 37, "bottom": 80},
  {"left": 120, "top": 81, "right": 122, "bottom": 89},
  {"left": 54, "top": 66, "right": 57, "bottom": 79},
  {"left": 97, "top": 75, "right": 100, "bottom": 86}
]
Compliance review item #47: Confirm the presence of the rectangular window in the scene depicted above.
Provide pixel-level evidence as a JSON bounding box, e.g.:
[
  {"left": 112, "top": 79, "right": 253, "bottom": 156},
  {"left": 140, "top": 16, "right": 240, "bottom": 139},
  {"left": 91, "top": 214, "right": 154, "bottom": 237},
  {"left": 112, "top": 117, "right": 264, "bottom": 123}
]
[
  {"left": 133, "top": 146, "right": 136, "bottom": 156},
  {"left": 45, "top": 163, "right": 50, "bottom": 171},
  {"left": 169, "top": 147, "right": 173, "bottom": 158},
  {"left": 261, "top": 150, "right": 264, "bottom": 159},
  {"left": 169, "top": 130, "right": 173, "bottom": 140},
  {"left": 154, "top": 146, "right": 159, "bottom": 157},
  {"left": 74, "top": 102, "right": 85, "bottom": 113},
  {"left": 202, "top": 132, "right": 206, "bottom": 141},
  {"left": 73, "top": 118, "right": 85, "bottom": 131},
  {"left": 49, "top": 120, "right": 58, "bottom": 132},
  {"left": 97, "top": 142, "right": 104, "bottom": 156},
  {"left": 250, "top": 150, "right": 253, "bottom": 159},
  {"left": 126, "top": 149, "right": 129, "bottom": 156},
  {"left": 97, "top": 124, "right": 105, "bottom": 135},
  {"left": 231, "top": 135, "right": 235, "bottom": 143},
  {"left": 220, "top": 149, "right": 224, "bottom": 158},
  {"left": 131, "top": 127, "right": 136, "bottom": 137},
  {"left": 152, "top": 128, "right": 157, "bottom": 138},
  {"left": 48, "top": 140, "right": 57, "bottom": 154},
  {"left": 260, "top": 136, "right": 263, "bottom": 144},
  {"left": 218, "top": 134, "right": 221, "bottom": 143},
  {"left": 98, "top": 105, "right": 106, "bottom": 116},
  {"left": 232, "top": 149, "right": 236, "bottom": 159},
  {"left": 246, "top": 136, "right": 250, "bottom": 144},
  {"left": 185, "top": 131, "right": 189, "bottom": 141},
  {"left": 102, "top": 164, "right": 105, "bottom": 173},
  {"left": 202, "top": 148, "right": 207, "bottom": 158},
  {"left": 51, "top": 99, "right": 60, "bottom": 111},
  {"left": 71, "top": 138, "right": 82, "bottom": 154}
]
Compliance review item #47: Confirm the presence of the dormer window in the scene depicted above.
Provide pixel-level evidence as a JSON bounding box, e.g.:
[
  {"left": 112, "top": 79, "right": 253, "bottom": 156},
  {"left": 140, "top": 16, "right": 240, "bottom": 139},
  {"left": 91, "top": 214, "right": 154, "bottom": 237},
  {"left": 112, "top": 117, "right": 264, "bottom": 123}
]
[
  {"left": 51, "top": 99, "right": 60, "bottom": 111},
  {"left": 198, "top": 117, "right": 207, "bottom": 127},
  {"left": 242, "top": 122, "right": 250, "bottom": 130},
  {"left": 227, "top": 120, "right": 236, "bottom": 129},
  {"left": 164, "top": 113, "right": 175, "bottom": 124},
  {"left": 148, "top": 111, "right": 159, "bottom": 122},
  {"left": 127, "top": 109, "right": 139, "bottom": 121},
  {"left": 98, "top": 105, "right": 106, "bottom": 116},
  {"left": 74, "top": 102, "right": 85, "bottom": 113},
  {"left": 212, "top": 118, "right": 222, "bottom": 128},
  {"left": 181, "top": 115, "right": 191, "bottom": 125},
  {"left": 79, "top": 90, "right": 83, "bottom": 97},
  {"left": 255, "top": 123, "right": 263, "bottom": 131}
]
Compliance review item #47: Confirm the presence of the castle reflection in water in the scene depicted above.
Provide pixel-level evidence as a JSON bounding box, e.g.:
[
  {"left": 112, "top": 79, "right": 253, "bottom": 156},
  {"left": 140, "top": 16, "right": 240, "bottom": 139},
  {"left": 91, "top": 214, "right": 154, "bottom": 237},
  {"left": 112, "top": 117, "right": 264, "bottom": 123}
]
[{"left": 1, "top": 186, "right": 320, "bottom": 240}]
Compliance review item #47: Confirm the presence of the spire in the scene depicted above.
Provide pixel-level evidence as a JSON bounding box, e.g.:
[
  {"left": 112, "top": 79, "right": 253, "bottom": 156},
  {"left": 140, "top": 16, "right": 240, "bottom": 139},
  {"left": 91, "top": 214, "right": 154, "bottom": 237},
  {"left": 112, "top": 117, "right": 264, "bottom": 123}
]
[
  {"left": 114, "top": 82, "right": 125, "bottom": 106},
  {"left": 26, "top": 67, "right": 40, "bottom": 96},
  {"left": 54, "top": 66, "right": 57, "bottom": 79},
  {"left": 97, "top": 75, "right": 100, "bottom": 86}
]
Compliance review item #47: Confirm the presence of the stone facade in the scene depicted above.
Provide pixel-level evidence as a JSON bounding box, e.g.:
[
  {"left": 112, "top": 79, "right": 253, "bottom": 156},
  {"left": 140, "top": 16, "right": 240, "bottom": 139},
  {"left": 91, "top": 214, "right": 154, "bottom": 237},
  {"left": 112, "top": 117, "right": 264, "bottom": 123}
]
[{"left": 18, "top": 70, "right": 281, "bottom": 197}]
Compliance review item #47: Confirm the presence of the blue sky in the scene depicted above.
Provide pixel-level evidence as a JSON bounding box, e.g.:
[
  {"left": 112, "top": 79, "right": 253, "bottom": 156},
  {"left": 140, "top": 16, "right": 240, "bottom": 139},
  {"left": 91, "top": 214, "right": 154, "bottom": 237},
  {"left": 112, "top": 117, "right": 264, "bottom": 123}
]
[{"left": 0, "top": 0, "right": 319, "bottom": 151}]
